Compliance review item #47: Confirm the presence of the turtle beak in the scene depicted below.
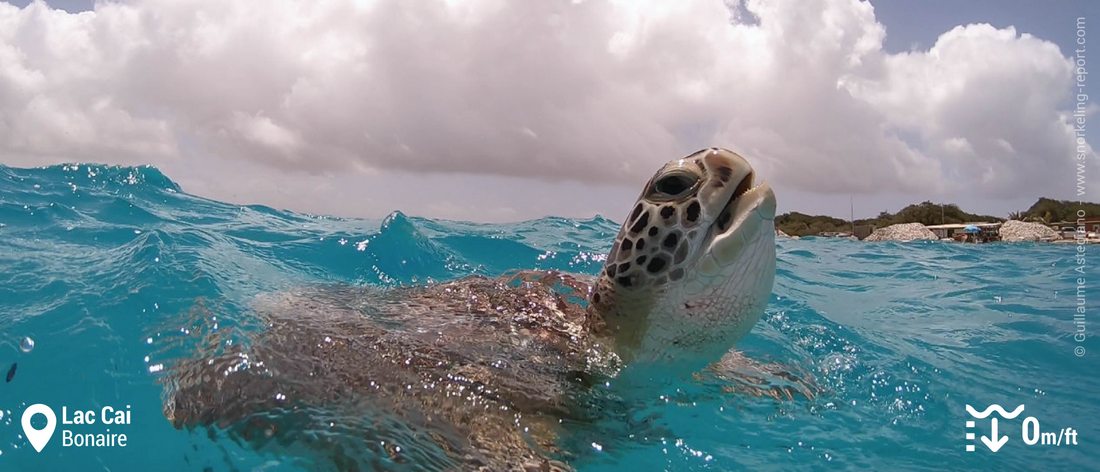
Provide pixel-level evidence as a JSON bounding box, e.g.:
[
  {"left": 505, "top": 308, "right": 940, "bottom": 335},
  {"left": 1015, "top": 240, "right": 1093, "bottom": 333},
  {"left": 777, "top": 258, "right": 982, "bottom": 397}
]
[{"left": 706, "top": 181, "right": 774, "bottom": 265}]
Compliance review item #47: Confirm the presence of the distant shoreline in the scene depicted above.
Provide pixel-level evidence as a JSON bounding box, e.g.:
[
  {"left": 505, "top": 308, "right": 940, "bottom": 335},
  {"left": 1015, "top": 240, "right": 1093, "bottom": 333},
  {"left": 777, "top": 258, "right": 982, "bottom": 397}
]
[
  {"left": 777, "top": 197, "right": 1100, "bottom": 240},
  {"left": 781, "top": 219, "right": 1100, "bottom": 244}
]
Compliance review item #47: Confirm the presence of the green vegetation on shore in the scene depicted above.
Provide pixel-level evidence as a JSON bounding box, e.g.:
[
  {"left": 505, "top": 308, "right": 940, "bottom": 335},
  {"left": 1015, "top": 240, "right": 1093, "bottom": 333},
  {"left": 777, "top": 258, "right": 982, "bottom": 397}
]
[
  {"left": 1012, "top": 197, "right": 1100, "bottom": 224},
  {"left": 777, "top": 198, "right": 1096, "bottom": 237}
]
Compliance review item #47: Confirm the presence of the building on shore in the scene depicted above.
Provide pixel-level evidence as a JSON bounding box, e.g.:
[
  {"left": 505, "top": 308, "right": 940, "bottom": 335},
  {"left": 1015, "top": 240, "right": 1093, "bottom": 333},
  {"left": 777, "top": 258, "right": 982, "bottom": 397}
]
[
  {"left": 925, "top": 222, "right": 1002, "bottom": 240},
  {"left": 853, "top": 225, "right": 875, "bottom": 240},
  {"left": 1048, "top": 219, "right": 1100, "bottom": 237}
]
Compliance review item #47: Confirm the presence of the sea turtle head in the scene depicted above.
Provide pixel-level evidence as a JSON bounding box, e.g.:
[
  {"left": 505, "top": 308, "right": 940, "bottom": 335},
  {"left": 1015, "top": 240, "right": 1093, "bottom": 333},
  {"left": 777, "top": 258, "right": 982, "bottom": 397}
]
[{"left": 589, "top": 148, "right": 776, "bottom": 370}]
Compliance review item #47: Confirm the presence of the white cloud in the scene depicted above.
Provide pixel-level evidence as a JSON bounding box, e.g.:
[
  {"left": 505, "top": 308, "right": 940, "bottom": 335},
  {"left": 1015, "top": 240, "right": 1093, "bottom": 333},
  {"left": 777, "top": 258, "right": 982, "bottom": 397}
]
[
  {"left": 0, "top": 0, "right": 1092, "bottom": 220},
  {"left": 840, "top": 23, "right": 1081, "bottom": 195}
]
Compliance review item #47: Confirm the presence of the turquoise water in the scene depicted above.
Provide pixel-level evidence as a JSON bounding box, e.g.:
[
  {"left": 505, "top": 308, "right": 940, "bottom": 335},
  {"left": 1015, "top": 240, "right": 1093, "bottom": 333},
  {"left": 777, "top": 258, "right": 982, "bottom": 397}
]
[{"left": 0, "top": 163, "right": 1096, "bottom": 471}]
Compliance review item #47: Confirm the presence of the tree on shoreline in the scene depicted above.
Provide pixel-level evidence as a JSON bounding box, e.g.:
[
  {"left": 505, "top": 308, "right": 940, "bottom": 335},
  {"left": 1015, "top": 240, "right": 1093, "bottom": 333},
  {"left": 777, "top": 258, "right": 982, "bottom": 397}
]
[{"left": 1016, "top": 198, "right": 1100, "bottom": 224}]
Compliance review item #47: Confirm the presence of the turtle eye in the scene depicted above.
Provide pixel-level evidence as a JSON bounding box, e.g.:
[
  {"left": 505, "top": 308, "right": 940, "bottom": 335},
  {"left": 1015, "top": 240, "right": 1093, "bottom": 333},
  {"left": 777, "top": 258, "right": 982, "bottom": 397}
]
[{"left": 652, "top": 172, "right": 697, "bottom": 197}]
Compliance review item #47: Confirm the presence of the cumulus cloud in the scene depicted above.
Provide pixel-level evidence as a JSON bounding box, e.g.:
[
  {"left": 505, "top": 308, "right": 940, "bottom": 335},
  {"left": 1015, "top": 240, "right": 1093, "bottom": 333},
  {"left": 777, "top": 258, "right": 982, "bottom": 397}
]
[{"left": 0, "top": 0, "right": 1092, "bottom": 220}]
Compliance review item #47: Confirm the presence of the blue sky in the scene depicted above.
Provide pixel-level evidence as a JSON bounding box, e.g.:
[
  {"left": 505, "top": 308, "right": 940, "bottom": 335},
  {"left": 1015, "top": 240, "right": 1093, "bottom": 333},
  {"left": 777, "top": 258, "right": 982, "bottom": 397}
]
[
  {"left": 876, "top": 0, "right": 1098, "bottom": 110},
  {"left": 0, "top": 0, "right": 1096, "bottom": 222},
  {"left": 877, "top": 0, "right": 1097, "bottom": 53}
]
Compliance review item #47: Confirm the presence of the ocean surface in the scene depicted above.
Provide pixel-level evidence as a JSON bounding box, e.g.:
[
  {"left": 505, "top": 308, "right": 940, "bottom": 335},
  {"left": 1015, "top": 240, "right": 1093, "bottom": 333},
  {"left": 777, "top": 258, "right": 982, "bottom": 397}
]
[{"left": 0, "top": 163, "right": 1096, "bottom": 471}]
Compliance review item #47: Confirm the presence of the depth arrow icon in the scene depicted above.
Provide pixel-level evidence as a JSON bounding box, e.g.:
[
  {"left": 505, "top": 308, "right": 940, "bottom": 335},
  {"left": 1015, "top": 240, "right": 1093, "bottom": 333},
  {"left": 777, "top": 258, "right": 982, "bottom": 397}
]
[{"left": 981, "top": 417, "right": 1009, "bottom": 452}]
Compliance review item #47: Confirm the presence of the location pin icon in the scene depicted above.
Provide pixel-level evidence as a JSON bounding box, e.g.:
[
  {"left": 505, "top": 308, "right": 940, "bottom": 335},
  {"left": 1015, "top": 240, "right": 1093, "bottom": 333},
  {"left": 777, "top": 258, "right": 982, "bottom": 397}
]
[{"left": 21, "top": 404, "right": 56, "bottom": 453}]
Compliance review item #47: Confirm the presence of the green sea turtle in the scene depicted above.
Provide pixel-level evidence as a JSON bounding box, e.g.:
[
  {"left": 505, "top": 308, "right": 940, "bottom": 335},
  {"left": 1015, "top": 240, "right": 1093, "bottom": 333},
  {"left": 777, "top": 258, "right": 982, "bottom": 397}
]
[{"left": 163, "top": 148, "right": 784, "bottom": 470}]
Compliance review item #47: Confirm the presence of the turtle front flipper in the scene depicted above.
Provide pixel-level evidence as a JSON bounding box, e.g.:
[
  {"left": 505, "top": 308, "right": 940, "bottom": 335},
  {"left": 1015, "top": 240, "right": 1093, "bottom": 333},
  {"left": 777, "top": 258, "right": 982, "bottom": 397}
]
[{"left": 701, "top": 350, "right": 819, "bottom": 401}]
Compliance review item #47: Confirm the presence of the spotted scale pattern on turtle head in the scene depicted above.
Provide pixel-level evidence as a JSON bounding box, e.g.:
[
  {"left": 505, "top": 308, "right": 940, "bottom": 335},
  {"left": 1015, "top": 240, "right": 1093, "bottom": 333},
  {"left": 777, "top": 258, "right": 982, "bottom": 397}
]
[
  {"left": 596, "top": 148, "right": 751, "bottom": 293},
  {"left": 588, "top": 147, "right": 777, "bottom": 369}
]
